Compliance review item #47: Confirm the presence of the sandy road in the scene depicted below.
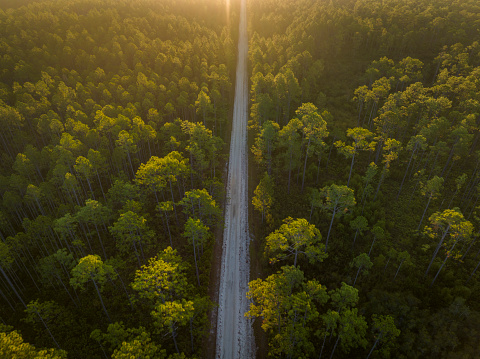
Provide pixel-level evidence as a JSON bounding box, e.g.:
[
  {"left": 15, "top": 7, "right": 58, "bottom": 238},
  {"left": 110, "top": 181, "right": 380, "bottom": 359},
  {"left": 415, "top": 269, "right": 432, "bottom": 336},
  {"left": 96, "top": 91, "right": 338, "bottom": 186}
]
[{"left": 215, "top": 0, "right": 254, "bottom": 358}]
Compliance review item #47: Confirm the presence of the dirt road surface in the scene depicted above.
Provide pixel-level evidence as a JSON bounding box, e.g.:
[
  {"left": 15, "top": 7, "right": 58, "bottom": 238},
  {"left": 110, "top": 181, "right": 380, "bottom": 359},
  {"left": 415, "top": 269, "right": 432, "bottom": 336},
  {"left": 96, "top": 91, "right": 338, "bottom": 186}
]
[{"left": 215, "top": 0, "right": 254, "bottom": 357}]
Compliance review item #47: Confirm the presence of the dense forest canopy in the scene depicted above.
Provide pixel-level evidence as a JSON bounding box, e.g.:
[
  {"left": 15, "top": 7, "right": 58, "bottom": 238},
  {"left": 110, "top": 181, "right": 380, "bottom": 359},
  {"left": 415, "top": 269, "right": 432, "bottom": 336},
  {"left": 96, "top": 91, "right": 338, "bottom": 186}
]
[
  {"left": 0, "top": 0, "right": 234, "bottom": 357},
  {"left": 247, "top": 0, "right": 480, "bottom": 358},
  {"left": 1, "top": 0, "right": 480, "bottom": 357}
]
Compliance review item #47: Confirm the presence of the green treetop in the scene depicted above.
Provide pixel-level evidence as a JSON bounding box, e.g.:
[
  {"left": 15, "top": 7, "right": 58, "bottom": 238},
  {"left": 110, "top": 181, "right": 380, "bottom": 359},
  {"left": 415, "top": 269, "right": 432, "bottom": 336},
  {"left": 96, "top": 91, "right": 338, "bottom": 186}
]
[
  {"left": 265, "top": 217, "right": 326, "bottom": 267},
  {"left": 70, "top": 254, "right": 117, "bottom": 322}
]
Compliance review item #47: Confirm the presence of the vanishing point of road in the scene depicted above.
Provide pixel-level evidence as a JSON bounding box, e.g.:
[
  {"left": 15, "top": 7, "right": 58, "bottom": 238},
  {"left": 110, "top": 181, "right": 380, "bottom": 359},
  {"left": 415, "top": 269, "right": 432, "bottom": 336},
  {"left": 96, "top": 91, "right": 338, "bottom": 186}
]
[{"left": 215, "top": 0, "right": 254, "bottom": 357}]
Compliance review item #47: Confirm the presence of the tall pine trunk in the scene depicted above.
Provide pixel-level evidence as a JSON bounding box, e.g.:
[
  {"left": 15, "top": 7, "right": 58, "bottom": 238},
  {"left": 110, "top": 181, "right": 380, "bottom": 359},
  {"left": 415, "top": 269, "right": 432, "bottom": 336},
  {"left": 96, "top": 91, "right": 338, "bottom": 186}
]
[
  {"left": 325, "top": 209, "right": 337, "bottom": 252},
  {"left": 301, "top": 138, "right": 311, "bottom": 192},
  {"left": 91, "top": 277, "right": 111, "bottom": 322}
]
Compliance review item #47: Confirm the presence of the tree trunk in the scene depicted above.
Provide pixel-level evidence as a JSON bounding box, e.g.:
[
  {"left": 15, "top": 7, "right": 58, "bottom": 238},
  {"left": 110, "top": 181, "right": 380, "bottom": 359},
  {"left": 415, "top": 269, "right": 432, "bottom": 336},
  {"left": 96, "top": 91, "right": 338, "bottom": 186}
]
[
  {"left": 57, "top": 275, "right": 77, "bottom": 306},
  {"left": 366, "top": 337, "right": 380, "bottom": 359},
  {"left": 353, "top": 229, "right": 360, "bottom": 248},
  {"left": 373, "top": 168, "right": 386, "bottom": 201},
  {"left": 397, "top": 148, "right": 416, "bottom": 199},
  {"left": 0, "top": 266, "right": 25, "bottom": 308},
  {"left": 430, "top": 240, "right": 458, "bottom": 286},
  {"left": 417, "top": 195, "right": 432, "bottom": 231},
  {"left": 384, "top": 256, "right": 391, "bottom": 272},
  {"left": 347, "top": 150, "right": 356, "bottom": 187},
  {"left": 325, "top": 209, "right": 336, "bottom": 252},
  {"left": 94, "top": 222, "right": 107, "bottom": 260},
  {"left": 316, "top": 152, "right": 322, "bottom": 184},
  {"left": 302, "top": 139, "right": 311, "bottom": 192},
  {"left": 193, "top": 235, "right": 201, "bottom": 286},
  {"left": 34, "top": 308, "right": 62, "bottom": 349},
  {"left": 169, "top": 180, "right": 179, "bottom": 226},
  {"left": 91, "top": 277, "right": 111, "bottom": 322},
  {"left": 287, "top": 150, "right": 293, "bottom": 194},
  {"left": 114, "top": 269, "right": 134, "bottom": 310},
  {"left": 171, "top": 324, "right": 180, "bottom": 353},
  {"left": 353, "top": 265, "right": 362, "bottom": 287},
  {"left": 319, "top": 330, "right": 328, "bottom": 359},
  {"left": 132, "top": 241, "right": 142, "bottom": 268},
  {"left": 393, "top": 260, "right": 404, "bottom": 281},
  {"left": 425, "top": 224, "right": 450, "bottom": 277},
  {"left": 448, "top": 188, "right": 460, "bottom": 209},
  {"left": 325, "top": 137, "right": 336, "bottom": 172},
  {"left": 368, "top": 236, "right": 376, "bottom": 257},
  {"left": 329, "top": 335, "right": 341, "bottom": 359},
  {"left": 163, "top": 211, "right": 173, "bottom": 247},
  {"left": 467, "top": 259, "right": 480, "bottom": 283},
  {"left": 441, "top": 144, "right": 456, "bottom": 177},
  {"left": 0, "top": 287, "right": 15, "bottom": 311}
]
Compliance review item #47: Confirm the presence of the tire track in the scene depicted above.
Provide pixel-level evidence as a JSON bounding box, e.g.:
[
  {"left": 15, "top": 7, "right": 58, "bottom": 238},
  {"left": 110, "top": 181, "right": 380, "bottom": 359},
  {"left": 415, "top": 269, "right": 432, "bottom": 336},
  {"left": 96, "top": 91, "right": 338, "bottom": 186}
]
[{"left": 215, "top": 0, "right": 254, "bottom": 357}]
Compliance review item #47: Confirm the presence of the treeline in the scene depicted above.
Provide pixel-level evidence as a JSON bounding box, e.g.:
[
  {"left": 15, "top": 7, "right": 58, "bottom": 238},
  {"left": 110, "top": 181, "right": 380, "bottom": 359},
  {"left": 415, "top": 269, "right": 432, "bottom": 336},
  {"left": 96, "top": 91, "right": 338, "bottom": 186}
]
[
  {"left": 0, "top": 0, "right": 235, "bottom": 357},
  {"left": 248, "top": 0, "right": 480, "bottom": 358}
]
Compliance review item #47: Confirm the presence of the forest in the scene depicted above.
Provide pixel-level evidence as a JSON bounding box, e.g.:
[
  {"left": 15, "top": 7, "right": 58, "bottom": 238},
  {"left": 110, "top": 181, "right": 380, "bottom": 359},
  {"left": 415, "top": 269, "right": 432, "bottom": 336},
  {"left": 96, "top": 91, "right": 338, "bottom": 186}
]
[
  {"left": 0, "top": 0, "right": 234, "bottom": 357},
  {"left": 0, "top": 0, "right": 479, "bottom": 358}
]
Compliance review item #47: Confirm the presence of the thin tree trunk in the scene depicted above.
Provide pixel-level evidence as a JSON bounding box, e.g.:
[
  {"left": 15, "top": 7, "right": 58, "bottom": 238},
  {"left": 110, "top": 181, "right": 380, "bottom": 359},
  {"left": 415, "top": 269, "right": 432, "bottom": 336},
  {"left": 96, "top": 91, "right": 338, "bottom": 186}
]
[
  {"left": 447, "top": 187, "right": 460, "bottom": 209},
  {"left": 0, "top": 287, "right": 15, "bottom": 311},
  {"left": 193, "top": 235, "right": 200, "bottom": 286},
  {"left": 397, "top": 148, "right": 416, "bottom": 199},
  {"left": 417, "top": 195, "right": 432, "bottom": 231},
  {"left": 431, "top": 240, "right": 458, "bottom": 286},
  {"left": 172, "top": 324, "right": 180, "bottom": 353},
  {"left": 93, "top": 223, "right": 107, "bottom": 260},
  {"left": 384, "top": 256, "right": 391, "bottom": 272},
  {"left": 302, "top": 139, "right": 311, "bottom": 192},
  {"left": 96, "top": 171, "right": 107, "bottom": 202},
  {"left": 353, "top": 266, "right": 362, "bottom": 287},
  {"left": 169, "top": 180, "right": 179, "bottom": 225},
  {"left": 366, "top": 337, "right": 381, "bottom": 359},
  {"left": 373, "top": 168, "right": 386, "bottom": 201},
  {"left": 441, "top": 145, "right": 456, "bottom": 177},
  {"left": 462, "top": 236, "right": 476, "bottom": 260},
  {"left": 316, "top": 152, "right": 322, "bottom": 184},
  {"left": 287, "top": 151, "right": 292, "bottom": 194},
  {"left": 34, "top": 309, "right": 62, "bottom": 349},
  {"left": 58, "top": 275, "right": 77, "bottom": 306},
  {"left": 0, "top": 266, "right": 25, "bottom": 308},
  {"left": 425, "top": 224, "right": 450, "bottom": 277},
  {"left": 114, "top": 269, "right": 134, "bottom": 310},
  {"left": 325, "top": 209, "right": 336, "bottom": 252},
  {"left": 91, "top": 277, "right": 111, "bottom": 322},
  {"left": 467, "top": 260, "right": 480, "bottom": 283},
  {"left": 393, "top": 260, "right": 404, "bottom": 281},
  {"left": 353, "top": 229, "right": 360, "bottom": 247},
  {"left": 319, "top": 331, "right": 328, "bottom": 359},
  {"left": 347, "top": 151, "right": 356, "bottom": 187},
  {"left": 329, "top": 335, "right": 341, "bottom": 359},
  {"left": 132, "top": 241, "right": 142, "bottom": 268},
  {"left": 163, "top": 211, "right": 173, "bottom": 247},
  {"left": 325, "top": 136, "right": 336, "bottom": 172},
  {"left": 368, "top": 236, "right": 376, "bottom": 257}
]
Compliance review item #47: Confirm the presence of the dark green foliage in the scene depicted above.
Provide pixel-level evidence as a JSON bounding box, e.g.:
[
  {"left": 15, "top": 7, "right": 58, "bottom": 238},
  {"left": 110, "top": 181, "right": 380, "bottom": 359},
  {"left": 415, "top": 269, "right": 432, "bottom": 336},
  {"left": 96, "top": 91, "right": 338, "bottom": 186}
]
[
  {"left": 2, "top": 0, "right": 480, "bottom": 357},
  {"left": 248, "top": 0, "right": 480, "bottom": 357},
  {"left": 0, "top": 0, "right": 231, "bottom": 357}
]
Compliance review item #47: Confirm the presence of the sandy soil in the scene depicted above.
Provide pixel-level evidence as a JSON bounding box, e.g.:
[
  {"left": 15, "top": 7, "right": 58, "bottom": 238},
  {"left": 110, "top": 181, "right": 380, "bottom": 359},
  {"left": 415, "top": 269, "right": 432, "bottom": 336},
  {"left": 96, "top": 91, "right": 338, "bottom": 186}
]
[{"left": 214, "top": 0, "right": 254, "bottom": 357}]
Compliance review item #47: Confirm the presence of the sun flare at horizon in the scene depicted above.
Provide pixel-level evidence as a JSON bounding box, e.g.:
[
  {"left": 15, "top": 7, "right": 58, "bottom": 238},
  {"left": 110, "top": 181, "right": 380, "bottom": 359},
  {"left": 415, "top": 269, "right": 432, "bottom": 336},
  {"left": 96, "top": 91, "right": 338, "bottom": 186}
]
[{"left": 226, "top": 0, "right": 231, "bottom": 28}]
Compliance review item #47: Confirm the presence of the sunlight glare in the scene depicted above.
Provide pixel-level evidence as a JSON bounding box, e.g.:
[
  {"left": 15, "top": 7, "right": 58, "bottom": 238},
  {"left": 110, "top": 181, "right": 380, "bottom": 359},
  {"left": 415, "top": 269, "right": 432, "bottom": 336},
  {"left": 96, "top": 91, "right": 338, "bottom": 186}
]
[{"left": 226, "top": 0, "right": 230, "bottom": 29}]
